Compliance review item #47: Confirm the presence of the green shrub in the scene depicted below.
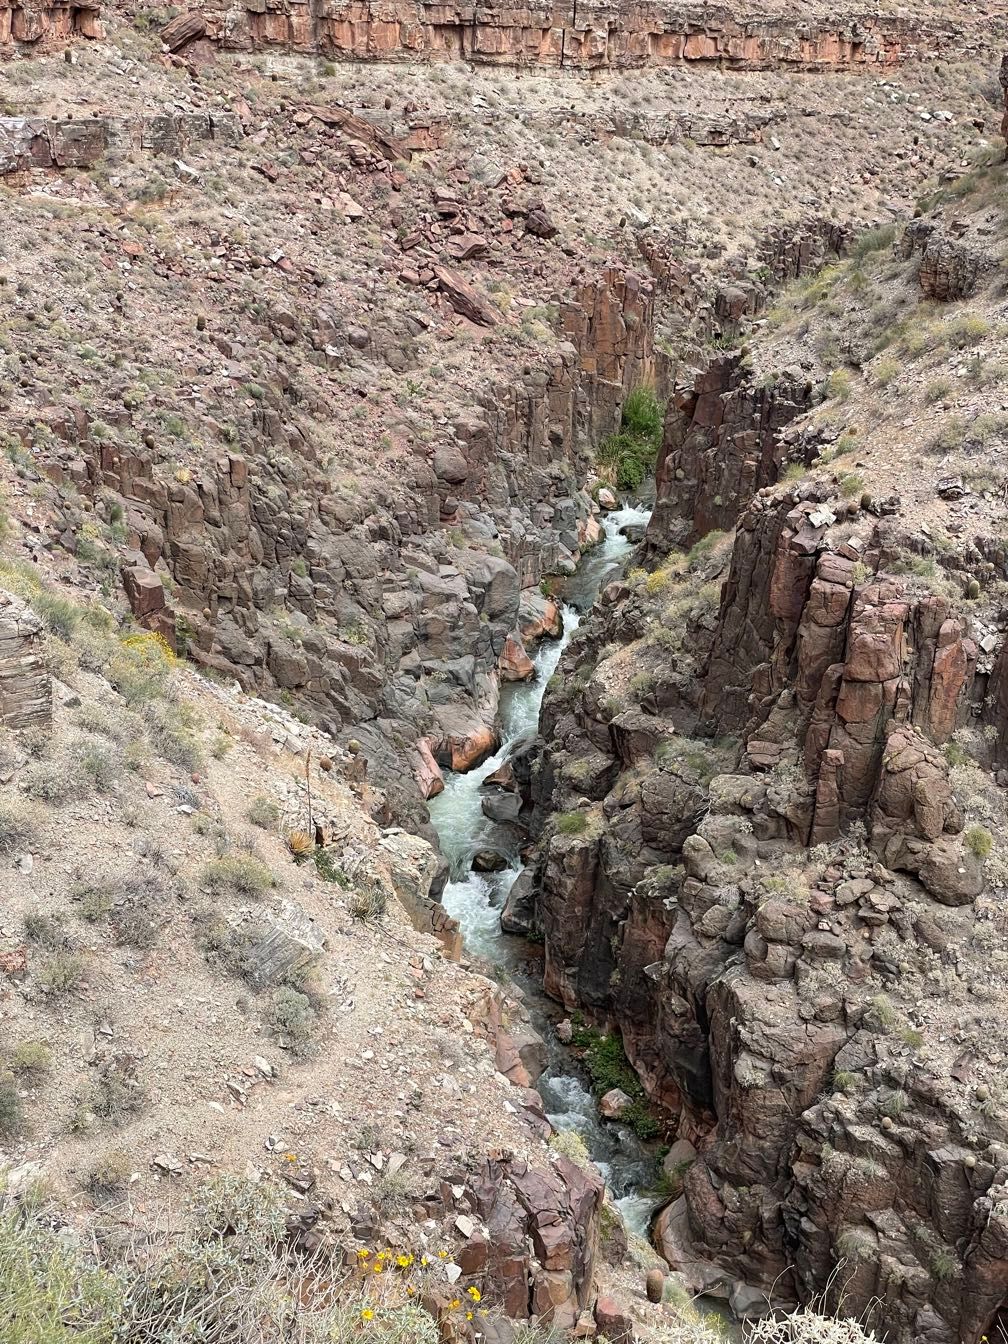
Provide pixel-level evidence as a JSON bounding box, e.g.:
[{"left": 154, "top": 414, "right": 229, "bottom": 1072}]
[
  {"left": 202, "top": 854, "right": 275, "bottom": 898},
  {"left": 965, "top": 825, "right": 992, "bottom": 859},
  {"left": 572, "top": 1027, "right": 660, "bottom": 1139},
  {"left": 548, "top": 1129, "right": 590, "bottom": 1169},
  {"left": 555, "top": 811, "right": 588, "bottom": 836},
  {"left": 10, "top": 1039, "right": 52, "bottom": 1082},
  {"left": 595, "top": 384, "right": 664, "bottom": 490},
  {"left": 839, "top": 472, "right": 865, "bottom": 498}
]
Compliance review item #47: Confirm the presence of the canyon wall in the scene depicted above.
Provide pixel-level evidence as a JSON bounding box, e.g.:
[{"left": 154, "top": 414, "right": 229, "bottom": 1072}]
[
  {"left": 156, "top": 1, "right": 952, "bottom": 70},
  {"left": 25, "top": 262, "right": 655, "bottom": 823},
  {"left": 531, "top": 478, "right": 1007, "bottom": 1341}
]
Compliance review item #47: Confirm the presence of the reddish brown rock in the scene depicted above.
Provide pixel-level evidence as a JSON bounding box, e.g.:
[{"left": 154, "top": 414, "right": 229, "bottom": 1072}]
[{"left": 499, "top": 632, "right": 535, "bottom": 682}]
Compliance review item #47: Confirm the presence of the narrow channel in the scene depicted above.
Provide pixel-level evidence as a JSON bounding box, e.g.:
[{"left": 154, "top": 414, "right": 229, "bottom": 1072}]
[{"left": 428, "top": 503, "right": 665, "bottom": 1239}]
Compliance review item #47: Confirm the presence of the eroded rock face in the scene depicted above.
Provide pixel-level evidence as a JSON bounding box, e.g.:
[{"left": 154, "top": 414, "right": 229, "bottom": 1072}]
[
  {"left": 34, "top": 262, "right": 654, "bottom": 828},
  {"left": 466, "top": 1154, "right": 603, "bottom": 1329},
  {"left": 646, "top": 355, "right": 814, "bottom": 549},
  {"left": 0, "top": 593, "right": 51, "bottom": 730},
  {"left": 0, "top": 0, "right": 102, "bottom": 47},
  {"left": 530, "top": 479, "right": 1001, "bottom": 1341},
  {"left": 899, "top": 218, "right": 993, "bottom": 302},
  {"left": 157, "top": 2, "right": 949, "bottom": 72}
]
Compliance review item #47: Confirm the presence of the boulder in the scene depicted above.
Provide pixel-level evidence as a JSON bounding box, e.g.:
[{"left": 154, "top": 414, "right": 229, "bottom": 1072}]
[
  {"left": 599, "top": 1088, "right": 633, "bottom": 1120},
  {"left": 500, "top": 633, "right": 535, "bottom": 682},
  {"left": 473, "top": 849, "right": 509, "bottom": 873}
]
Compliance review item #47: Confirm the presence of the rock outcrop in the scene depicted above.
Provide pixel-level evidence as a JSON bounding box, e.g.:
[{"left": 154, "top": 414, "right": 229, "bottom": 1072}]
[
  {"left": 157, "top": 2, "right": 951, "bottom": 72},
  {"left": 647, "top": 354, "right": 814, "bottom": 549},
  {"left": 26, "top": 258, "right": 655, "bottom": 825},
  {"left": 0, "top": 112, "right": 243, "bottom": 176},
  {"left": 899, "top": 219, "right": 993, "bottom": 302},
  {"left": 529, "top": 477, "right": 1003, "bottom": 1342},
  {"left": 0, "top": 0, "right": 101, "bottom": 46},
  {"left": 0, "top": 593, "right": 51, "bottom": 730}
]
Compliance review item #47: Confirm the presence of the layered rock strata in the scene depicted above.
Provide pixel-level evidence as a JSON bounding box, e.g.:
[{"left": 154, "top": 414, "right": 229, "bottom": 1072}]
[{"left": 158, "top": 2, "right": 950, "bottom": 72}]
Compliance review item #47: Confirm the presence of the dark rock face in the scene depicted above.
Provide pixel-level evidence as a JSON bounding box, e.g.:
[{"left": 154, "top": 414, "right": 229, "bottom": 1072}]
[
  {"left": 465, "top": 1154, "right": 603, "bottom": 1329},
  {"left": 32, "top": 264, "right": 657, "bottom": 834},
  {"left": 646, "top": 354, "right": 814, "bottom": 550},
  {"left": 531, "top": 453, "right": 1005, "bottom": 1339}
]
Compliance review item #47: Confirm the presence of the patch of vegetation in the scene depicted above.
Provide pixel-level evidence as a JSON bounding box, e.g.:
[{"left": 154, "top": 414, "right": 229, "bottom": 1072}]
[
  {"left": 10, "top": 1039, "right": 51, "bottom": 1083},
  {"left": 0, "top": 1081, "right": 24, "bottom": 1137},
  {"left": 548, "top": 1129, "right": 590, "bottom": 1169},
  {"left": 595, "top": 385, "right": 664, "bottom": 490},
  {"left": 555, "top": 811, "right": 588, "bottom": 836},
  {"left": 965, "top": 825, "right": 992, "bottom": 859},
  {"left": 201, "top": 854, "right": 275, "bottom": 898},
  {"left": 36, "top": 950, "right": 84, "bottom": 996},
  {"left": 570, "top": 1025, "right": 661, "bottom": 1140},
  {"left": 245, "top": 796, "right": 280, "bottom": 830},
  {"left": 267, "top": 986, "right": 318, "bottom": 1057}
]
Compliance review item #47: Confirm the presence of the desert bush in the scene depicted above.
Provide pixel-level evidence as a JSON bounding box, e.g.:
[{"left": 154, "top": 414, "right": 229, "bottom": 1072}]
[
  {"left": 144, "top": 702, "right": 203, "bottom": 772},
  {"left": 84, "top": 1149, "right": 132, "bottom": 1200},
  {"left": 77, "top": 1054, "right": 147, "bottom": 1130},
  {"left": 825, "top": 369, "right": 853, "bottom": 401},
  {"left": 202, "top": 854, "right": 275, "bottom": 898},
  {"left": 0, "top": 1080, "right": 24, "bottom": 1137},
  {"left": 348, "top": 881, "right": 388, "bottom": 923},
  {"left": 36, "top": 950, "right": 84, "bottom": 996},
  {"left": 108, "top": 631, "right": 176, "bottom": 705},
  {"left": 965, "top": 825, "right": 992, "bottom": 859},
  {"left": 10, "top": 1039, "right": 51, "bottom": 1082},
  {"left": 245, "top": 796, "right": 280, "bottom": 830},
  {"left": 23, "top": 909, "right": 69, "bottom": 949},
  {"left": 947, "top": 313, "right": 990, "bottom": 349},
  {"left": 22, "top": 757, "right": 82, "bottom": 805},
  {"left": 267, "top": 987, "right": 318, "bottom": 1057}
]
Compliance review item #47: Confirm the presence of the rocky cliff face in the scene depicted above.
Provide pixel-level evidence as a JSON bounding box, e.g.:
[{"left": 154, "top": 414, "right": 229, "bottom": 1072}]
[
  {"left": 647, "top": 355, "right": 815, "bottom": 550},
  {"left": 157, "top": 1, "right": 951, "bottom": 71},
  {"left": 27, "top": 259, "right": 655, "bottom": 826},
  {"left": 529, "top": 407, "right": 1008, "bottom": 1339}
]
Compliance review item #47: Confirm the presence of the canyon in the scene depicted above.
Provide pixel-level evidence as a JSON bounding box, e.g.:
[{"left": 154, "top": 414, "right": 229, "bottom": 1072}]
[{"left": 0, "top": 2, "right": 1007, "bottom": 1342}]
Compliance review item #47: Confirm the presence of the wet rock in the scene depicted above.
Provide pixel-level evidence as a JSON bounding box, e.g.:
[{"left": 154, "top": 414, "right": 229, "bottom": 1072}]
[{"left": 472, "top": 848, "right": 508, "bottom": 872}]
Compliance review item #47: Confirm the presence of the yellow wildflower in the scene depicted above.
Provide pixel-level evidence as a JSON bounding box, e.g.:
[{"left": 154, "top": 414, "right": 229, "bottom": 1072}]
[
  {"left": 449, "top": 1299, "right": 461, "bottom": 1310},
  {"left": 357, "top": 1249, "right": 371, "bottom": 1260},
  {"left": 361, "top": 1308, "right": 374, "bottom": 1322},
  {"left": 467, "top": 1287, "right": 481, "bottom": 1302}
]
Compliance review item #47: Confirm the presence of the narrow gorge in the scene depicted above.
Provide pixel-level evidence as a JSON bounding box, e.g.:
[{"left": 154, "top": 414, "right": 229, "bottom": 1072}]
[{"left": 1, "top": 3, "right": 1008, "bottom": 1343}]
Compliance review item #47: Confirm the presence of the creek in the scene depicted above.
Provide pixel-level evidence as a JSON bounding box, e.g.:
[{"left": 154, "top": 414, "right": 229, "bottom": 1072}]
[{"left": 427, "top": 503, "right": 666, "bottom": 1239}]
